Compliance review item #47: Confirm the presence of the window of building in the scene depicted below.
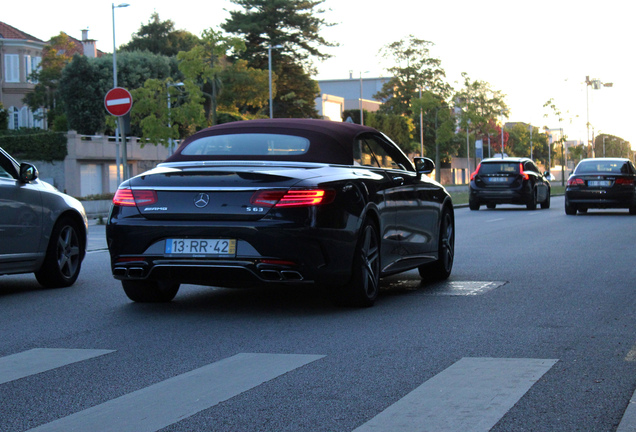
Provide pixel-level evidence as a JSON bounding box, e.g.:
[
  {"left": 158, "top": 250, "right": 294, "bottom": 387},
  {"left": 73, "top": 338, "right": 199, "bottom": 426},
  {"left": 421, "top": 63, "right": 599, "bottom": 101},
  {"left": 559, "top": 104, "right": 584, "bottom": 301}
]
[
  {"left": 4, "top": 54, "right": 20, "bottom": 83},
  {"left": 26, "top": 56, "right": 41, "bottom": 83},
  {"left": 9, "top": 107, "right": 19, "bottom": 130}
]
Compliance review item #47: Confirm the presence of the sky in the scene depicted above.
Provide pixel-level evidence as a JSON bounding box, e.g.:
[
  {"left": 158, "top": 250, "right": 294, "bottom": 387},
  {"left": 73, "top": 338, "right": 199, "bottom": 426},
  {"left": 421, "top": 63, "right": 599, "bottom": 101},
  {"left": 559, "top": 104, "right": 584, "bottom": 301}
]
[{"left": 5, "top": 0, "right": 635, "bottom": 148}]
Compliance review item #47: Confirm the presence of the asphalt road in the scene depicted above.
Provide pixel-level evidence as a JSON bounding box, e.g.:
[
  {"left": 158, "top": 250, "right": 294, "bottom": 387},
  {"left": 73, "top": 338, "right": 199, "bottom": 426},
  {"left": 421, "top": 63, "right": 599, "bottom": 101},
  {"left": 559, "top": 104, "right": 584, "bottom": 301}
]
[{"left": 1, "top": 195, "right": 635, "bottom": 431}]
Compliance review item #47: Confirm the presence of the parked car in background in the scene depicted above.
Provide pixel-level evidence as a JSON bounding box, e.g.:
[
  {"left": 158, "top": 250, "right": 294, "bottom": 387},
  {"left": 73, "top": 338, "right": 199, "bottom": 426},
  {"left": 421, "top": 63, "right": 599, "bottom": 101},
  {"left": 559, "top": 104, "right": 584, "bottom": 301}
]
[
  {"left": 565, "top": 157, "right": 636, "bottom": 215},
  {"left": 106, "top": 119, "right": 455, "bottom": 307},
  {"left": 0, "top": 147, "right": 87, "bottom": 287},
  {"left": 469, "top": 157, "right": 551, "bottom": 210}
]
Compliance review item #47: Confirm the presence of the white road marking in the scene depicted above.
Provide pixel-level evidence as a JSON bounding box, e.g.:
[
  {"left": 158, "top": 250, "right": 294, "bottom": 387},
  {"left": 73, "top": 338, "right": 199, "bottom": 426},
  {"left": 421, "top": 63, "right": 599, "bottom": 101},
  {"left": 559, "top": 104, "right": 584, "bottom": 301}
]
[
  {"left": 425, "top": 281, "right": 506, "bottom": 296},
  {"left": 0, "top": 348, "right": 114, "bottom": 385},
  {"left": 624, "top": 344, "right": 636, "bottom": 362},
  {"left": 617, "top": 388, "right": 636, "bottom": 431},
  {"left": 27, "top": 353, "right": 324, "bottom": 432},
  {"left": 353, "top": 357, "right": 558, "bottom": 432},
  {"left": 486, "top": 218, "right": 505, "bottom": 223}
]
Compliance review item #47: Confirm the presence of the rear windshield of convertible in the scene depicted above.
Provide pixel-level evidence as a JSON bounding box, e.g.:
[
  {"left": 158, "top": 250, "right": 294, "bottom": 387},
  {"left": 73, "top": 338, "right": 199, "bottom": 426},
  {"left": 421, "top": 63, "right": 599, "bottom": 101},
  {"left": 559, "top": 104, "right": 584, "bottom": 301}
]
[{"left": 180, "top": 133, "right": 310, "bottom": 156}]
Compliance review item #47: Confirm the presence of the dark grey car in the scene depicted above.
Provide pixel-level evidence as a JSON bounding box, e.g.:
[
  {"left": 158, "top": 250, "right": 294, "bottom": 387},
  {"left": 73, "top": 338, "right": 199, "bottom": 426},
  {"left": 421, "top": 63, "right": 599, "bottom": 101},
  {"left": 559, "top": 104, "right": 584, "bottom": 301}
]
[
  {"left": 0, "top": 147, "right": 87, "bottom": 287},
  {"left": 469, "top": 157, "right": 551, "bottom": 210}
]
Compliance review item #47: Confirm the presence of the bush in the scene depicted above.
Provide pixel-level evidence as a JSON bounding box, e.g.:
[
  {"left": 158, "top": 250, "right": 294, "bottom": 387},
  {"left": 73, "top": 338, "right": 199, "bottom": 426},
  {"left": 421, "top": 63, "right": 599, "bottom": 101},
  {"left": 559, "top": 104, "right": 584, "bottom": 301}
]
[{"left": 0, "top": 129, "right": 67, "bottom": 161}]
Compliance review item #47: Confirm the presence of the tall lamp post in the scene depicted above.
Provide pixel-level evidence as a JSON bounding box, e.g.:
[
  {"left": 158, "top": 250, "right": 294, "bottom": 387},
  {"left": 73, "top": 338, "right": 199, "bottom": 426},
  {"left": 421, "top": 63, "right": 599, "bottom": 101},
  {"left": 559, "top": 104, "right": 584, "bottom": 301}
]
[
  {"left": 112, "top": 2, "right": 129, "bottom": 183},
  {"left": 419, "top": 88, "right": 424, "bottom": 157},
  {"left": 268, "top": 44, "right": 283, "bottom": 118},
  {"left": 585, "top": 76, "right": 613, "bottom": 158}
]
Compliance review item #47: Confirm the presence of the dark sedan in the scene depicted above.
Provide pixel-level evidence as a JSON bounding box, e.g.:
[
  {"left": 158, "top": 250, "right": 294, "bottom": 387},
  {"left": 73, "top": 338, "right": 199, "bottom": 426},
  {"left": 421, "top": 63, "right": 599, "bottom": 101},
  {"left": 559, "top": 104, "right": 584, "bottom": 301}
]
[
  {"left": 106, "top": 119, "right": 455, "bottom": 307},
  {"left": 565, "top": 157, "right": 636, "bottom": 215},
  {"left": 469, "top": 157, "right": 551, "bottom": 210},
  {"left": 0, "top": 147, "right": 87, "bottom": 287}
]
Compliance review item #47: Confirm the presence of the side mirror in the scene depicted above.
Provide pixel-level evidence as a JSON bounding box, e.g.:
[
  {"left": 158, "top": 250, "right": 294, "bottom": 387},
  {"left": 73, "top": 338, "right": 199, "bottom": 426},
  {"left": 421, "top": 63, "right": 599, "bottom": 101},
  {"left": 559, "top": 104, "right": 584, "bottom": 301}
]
[
  {"left": 414, "top": 157, "right": 435, "bottom": 175},
  {"left": 19, "top": 163, "right": 38, "bottom": 183}
]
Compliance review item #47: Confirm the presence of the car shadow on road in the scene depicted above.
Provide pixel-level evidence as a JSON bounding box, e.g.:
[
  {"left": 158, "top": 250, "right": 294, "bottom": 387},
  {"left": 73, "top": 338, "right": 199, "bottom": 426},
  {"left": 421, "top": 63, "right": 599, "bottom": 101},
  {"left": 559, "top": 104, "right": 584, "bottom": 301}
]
[{"left": 115, "top": 275, "right": 444, "bottom": 317}]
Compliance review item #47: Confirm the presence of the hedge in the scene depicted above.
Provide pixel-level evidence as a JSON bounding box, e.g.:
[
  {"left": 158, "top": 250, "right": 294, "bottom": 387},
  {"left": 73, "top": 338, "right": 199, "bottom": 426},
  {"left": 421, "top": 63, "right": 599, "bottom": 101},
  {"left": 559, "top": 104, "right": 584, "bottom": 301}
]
[{"left": 0, "top": 129, "right": 67, "bottom": 162}]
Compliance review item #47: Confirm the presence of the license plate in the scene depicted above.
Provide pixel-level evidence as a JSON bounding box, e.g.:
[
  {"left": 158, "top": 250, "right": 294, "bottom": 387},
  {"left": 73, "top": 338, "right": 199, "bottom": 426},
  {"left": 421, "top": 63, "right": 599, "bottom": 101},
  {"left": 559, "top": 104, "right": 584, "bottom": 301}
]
[
  {"left": 488, "top": 177, "right": 508, "bottom": 182},
  {"left": 588, "top": 180, "right": 611, "bottom": 187},
  {"left": 165, "top": 239, "right": 236, "bottom": 256}
]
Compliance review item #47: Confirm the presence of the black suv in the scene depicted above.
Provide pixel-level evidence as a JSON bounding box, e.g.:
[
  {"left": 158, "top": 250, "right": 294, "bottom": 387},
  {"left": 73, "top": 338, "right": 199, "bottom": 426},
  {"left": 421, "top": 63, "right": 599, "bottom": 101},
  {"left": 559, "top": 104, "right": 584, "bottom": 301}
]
[{"left": 469, "top": 157, "right": 551, "bottom": 210}]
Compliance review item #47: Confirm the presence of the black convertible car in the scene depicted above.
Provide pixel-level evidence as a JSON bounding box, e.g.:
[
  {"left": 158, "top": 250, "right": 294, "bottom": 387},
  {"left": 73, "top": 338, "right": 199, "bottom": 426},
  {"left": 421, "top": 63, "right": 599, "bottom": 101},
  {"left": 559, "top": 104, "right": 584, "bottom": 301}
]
[{"left": 106, "top": 119, "right": 454, "bottom": 306}]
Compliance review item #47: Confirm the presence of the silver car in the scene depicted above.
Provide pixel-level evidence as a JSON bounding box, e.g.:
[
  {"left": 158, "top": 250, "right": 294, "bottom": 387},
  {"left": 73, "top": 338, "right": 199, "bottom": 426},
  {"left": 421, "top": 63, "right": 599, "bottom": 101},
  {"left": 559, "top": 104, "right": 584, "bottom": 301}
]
[{"left": 0, "top": 147, "right": 87, "bottom": 287}]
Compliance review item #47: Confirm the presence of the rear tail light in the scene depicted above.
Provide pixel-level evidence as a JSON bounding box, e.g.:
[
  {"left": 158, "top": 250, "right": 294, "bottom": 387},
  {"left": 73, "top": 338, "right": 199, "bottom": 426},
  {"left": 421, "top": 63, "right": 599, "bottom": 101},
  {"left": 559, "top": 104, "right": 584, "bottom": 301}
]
[
  {"left": 113, "top": 189, "right": 158, "bottom": 206},
  {"left": 615, "top": 177, "right": 635, "bottom": 185},
  {"left": 519, "top": 163, "right": 529, "bottom": 180},
  {"left": 470, "top": 163, "right": 481, "bottom": 181},
  {"left": 251, "top": 189, "right": 335, "bottom": 207},
  {"left": 567, "top": 178, "right": 584, "bottom": 186}
]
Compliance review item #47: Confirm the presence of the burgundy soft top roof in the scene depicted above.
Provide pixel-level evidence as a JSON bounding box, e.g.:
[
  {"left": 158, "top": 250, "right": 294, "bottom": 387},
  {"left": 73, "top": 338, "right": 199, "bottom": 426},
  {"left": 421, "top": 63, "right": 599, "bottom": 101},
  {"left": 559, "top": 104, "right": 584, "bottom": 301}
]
[{"left": 166, "top": 118, "right": 379, "bottom": 165}]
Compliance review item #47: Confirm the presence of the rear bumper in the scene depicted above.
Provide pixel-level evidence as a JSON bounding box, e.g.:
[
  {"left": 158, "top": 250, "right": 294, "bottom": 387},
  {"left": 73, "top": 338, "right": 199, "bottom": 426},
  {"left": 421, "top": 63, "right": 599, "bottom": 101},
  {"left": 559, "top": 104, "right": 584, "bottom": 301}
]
[
  {"left": 469, "top": 184, "right": 531, "bottom": 205},
  {"left": 565, "top": 189, "right": 636, "bottom": 209},
  {"left": 106, "top": 218, "right": 355, "bottom": 288}
]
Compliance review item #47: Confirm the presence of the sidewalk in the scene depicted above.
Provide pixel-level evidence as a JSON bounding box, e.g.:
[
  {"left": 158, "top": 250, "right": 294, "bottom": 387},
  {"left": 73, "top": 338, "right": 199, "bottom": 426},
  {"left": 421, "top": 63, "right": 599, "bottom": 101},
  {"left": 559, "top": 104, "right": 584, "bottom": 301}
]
[{"left": 87, "top": 220, "right": 107, "bottom": 252}]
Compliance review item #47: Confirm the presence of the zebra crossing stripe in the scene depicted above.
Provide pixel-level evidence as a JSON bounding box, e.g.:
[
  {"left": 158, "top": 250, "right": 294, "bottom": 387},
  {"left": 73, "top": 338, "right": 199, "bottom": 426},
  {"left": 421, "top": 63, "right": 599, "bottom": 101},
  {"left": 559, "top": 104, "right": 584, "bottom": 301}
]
[
  {"left": 0, "top": 348, "right": 114, "bottom": 385},
  {"left": 353, "top": 357, "right": 558, "bottom": 432},
  {"left": 27, "top": 353, "right": 324, "bottom": 432}
]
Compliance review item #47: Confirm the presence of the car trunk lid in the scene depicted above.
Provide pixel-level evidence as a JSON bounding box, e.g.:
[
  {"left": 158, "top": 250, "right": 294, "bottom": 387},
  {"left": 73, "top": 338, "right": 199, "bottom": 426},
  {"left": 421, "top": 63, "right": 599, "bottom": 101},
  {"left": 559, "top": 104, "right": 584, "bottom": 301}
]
[{"left": 123, "top": 162, "right": 326, "bottom": 221}]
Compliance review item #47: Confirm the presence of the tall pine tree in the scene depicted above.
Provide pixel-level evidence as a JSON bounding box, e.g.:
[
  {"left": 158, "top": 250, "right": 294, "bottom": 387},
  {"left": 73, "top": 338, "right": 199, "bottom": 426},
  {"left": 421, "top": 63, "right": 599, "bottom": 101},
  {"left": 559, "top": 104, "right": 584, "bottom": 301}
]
[{"left": 222, "top": 0, "right": 336, "bottom": 118}]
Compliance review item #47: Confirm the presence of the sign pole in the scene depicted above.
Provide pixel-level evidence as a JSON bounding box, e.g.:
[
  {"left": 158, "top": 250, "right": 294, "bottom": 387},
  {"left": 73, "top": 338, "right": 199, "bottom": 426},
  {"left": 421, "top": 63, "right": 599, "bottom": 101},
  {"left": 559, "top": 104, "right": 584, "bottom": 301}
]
[
  {"left": 118, "top": 116, "right": 128, "bottom": 180},
  {"left": 104, "top": 87, "right": 133, "bottom": 181}
]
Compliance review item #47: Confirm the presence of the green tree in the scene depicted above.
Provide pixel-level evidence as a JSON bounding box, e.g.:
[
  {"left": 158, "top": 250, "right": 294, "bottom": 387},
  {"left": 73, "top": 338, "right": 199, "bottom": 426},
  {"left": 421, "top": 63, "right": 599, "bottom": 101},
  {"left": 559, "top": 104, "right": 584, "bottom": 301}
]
[
  {"left": 364, "top": 112, "right": 415, "bottom": 154},
  {"left": 455, "top": 73, "right": 508, "bottom": 136},
  {"left": 222, "top": 0, "right": 336, "bottom": 118},
  {"left": 218, "top": 59, "right": 270, "bottom": 115},
  {"left": 24, "top": 32, "right": 75, "bottom": 130},
  {"left": 131, "top": 79, "right": 205, "bottom": 147},
  {"left": 58, "top": 55, "right": 105, "bottom": 134},
  {"left": 120, "top": 12, "right": 200, "bottom": 56},
  {"left": 411, "top": 91, "right": 458, "bottom": 169},
  {"left": 595, "top": 134, "right": 631, "bottom": 158},
  {"left": 56, "top": 51, "right": 180, "bottom": 135},
  {"left": 454, "top": 73, "right": 508, "bottom": 164},
  {"left": 374, "top": 35, "right": 451, "bottom": 116},
  {"left": 177, "top": 29, "right": 248, "bottom": 125}
]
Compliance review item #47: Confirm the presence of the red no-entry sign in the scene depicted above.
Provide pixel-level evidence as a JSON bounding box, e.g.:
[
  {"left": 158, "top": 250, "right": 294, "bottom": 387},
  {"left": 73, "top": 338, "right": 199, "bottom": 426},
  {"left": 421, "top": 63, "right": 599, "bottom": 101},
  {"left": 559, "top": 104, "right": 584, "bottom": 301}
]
[{"left": 104, "top": 87, "right": 133, "bottom": 116}]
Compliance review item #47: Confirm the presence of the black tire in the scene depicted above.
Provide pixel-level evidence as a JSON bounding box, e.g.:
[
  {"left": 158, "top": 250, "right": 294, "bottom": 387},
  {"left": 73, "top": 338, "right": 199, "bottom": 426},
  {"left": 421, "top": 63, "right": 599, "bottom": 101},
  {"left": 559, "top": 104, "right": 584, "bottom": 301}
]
[
  {"left": 526, "top": 188, "right": 537, "bottom": 210},
  {"left": 541, "top": 192, "right": 551, "bottom": 209},
  {"left": 630, "top": 206, "right": 636, "bottom": 215},
  {"left": 578, "top": 208, "right": 588, "bottom": 214},
  {"left": 122, "top": 280, "right": 180, "bottom": 303},
  {"left": 486, "top": 203, "right": 496, "bottom": 209},
  {"left": 345, "top": 219, "right": 380, "bottom": 307},
  {"left": 565, "top": 201, "right": 577, "bottom": 215},
  {"left": 418, "top": 207, "right": 454, "bottom": 281},
  {"left": 469, "top": 199, "right": 480, "bottom": 211},
  {"left": 35, "top": 217, "right": 84, "bottom": 288}
]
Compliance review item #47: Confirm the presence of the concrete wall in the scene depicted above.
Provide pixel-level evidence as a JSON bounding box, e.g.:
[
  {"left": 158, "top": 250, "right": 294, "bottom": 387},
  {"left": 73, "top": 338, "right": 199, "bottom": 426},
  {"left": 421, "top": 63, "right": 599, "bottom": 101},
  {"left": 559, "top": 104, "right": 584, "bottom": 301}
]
[{"left": 27, "top": 131, "right": 170, "bottom": 197}]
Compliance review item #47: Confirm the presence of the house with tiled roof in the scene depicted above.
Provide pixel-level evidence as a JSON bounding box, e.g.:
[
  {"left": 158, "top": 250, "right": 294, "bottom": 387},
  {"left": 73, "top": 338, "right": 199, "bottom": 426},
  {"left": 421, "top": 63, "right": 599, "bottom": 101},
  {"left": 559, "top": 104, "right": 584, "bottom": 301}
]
[
  {"left": 1, "top": 21, "right": 104, "bottom": 130},
  {"left": 0, "top": 21, "right": 46, "bottom": 129}
]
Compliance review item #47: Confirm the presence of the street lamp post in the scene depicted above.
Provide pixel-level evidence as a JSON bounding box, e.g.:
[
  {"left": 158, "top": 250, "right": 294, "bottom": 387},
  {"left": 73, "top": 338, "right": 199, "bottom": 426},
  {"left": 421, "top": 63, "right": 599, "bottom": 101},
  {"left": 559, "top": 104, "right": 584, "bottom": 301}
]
[
  {"left": 585, "top": 76, "right": 613, "bottom": 158},
  {"left": 419, "top": 88, "right": 424, "bottom": 157},
  {"left": 112, "top": 2, "right": 129, "bottom": 183},
  {"left": 268, "top": 45, "right": 283, "bottom": 118}
]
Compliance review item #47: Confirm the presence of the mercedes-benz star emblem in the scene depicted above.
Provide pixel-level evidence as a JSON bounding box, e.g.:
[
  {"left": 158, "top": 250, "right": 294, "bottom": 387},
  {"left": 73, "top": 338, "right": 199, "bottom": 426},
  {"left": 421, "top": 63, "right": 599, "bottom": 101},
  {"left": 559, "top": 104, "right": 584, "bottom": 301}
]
[{"left": 194, "top": 193, "right": 210, "bottom": 208}]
